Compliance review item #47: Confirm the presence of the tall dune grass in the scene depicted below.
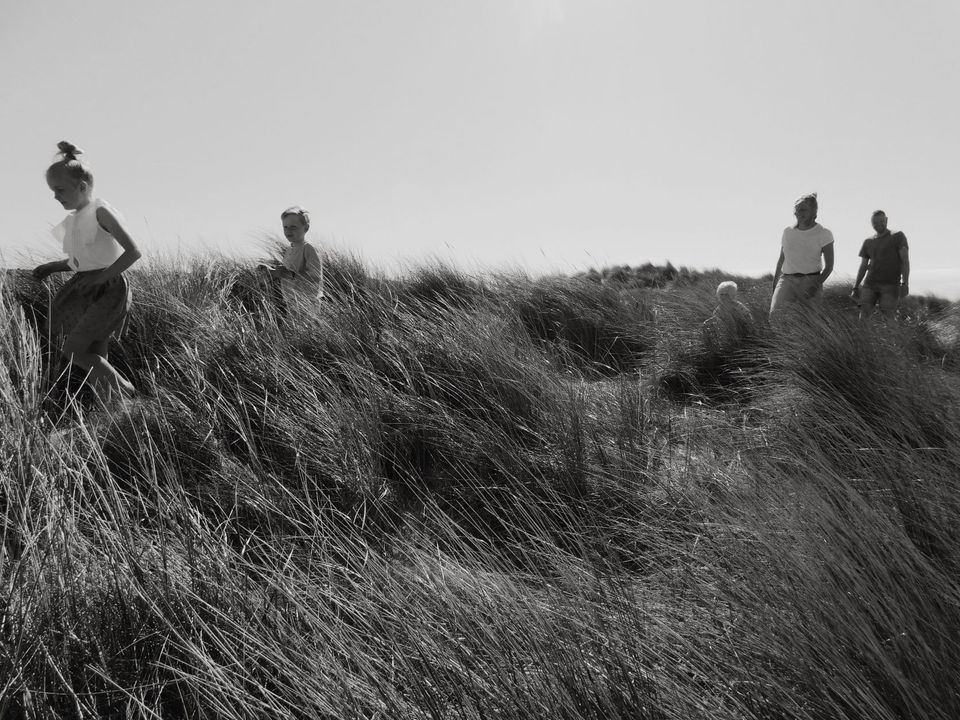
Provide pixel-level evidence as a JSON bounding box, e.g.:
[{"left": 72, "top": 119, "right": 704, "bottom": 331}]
[{"left": 0, "top": 257, "right": 958, "bottom": 719}]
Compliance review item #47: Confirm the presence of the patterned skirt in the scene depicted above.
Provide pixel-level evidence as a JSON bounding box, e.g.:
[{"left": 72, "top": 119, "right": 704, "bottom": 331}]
[{"left": 50, "top": 271, "right": 131, "bottom": 348}]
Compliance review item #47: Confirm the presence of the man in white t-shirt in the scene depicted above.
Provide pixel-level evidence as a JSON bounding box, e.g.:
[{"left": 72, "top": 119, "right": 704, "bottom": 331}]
[{"left": 769, "top": 193, "right": 835, "bottom": 317}]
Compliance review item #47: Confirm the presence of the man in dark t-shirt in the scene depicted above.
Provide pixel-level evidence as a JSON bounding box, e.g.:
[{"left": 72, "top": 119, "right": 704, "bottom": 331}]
[{"left": 851, "top": 210, "right": 910, "bottom": 321}]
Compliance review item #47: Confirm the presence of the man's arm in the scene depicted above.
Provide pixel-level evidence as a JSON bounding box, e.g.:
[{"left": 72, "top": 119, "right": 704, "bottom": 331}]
[{"left": 899, "top": 242, "right": 910, "bottom": 298}]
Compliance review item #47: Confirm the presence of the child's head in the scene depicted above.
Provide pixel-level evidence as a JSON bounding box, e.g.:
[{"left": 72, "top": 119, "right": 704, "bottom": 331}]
[
  {"left": 716, "top": 280, "right": 739, "bottom": 305},
  {"left": 46, "top": 141, "right": 94, "bottom": 210},
  {"left": 281, "top": 205, "right": 310, "bottom": 243}
]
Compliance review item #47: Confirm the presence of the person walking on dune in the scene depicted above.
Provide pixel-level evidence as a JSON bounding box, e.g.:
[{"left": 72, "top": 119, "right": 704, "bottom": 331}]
[
  {"left": 851, "top": 210, "right": 910, "bottom": 322},
  {"left": 33, "top": 141, "right": 141, "bottom": 401},
  {"left": 769, "top": 193, "right": 834, "bottom": 318}
]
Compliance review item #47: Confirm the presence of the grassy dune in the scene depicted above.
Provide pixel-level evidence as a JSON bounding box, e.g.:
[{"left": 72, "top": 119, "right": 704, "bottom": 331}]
[{"left": 0, "top": 255, "right": 958, "bottom": 719}]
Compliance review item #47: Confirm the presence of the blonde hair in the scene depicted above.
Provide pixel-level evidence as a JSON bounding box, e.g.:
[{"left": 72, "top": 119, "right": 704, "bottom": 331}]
[
  {"left": 281, "top": 205, "right": 310, "bottom": 230},
  {"left": 716, "top": 281, "right": 738, "bottom": 298},
  {"left": 46, "top": 140, "right": 94, "bottom": 186}
]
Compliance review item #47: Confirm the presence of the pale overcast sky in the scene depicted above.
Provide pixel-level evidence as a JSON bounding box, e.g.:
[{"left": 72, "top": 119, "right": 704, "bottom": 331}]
[{"left": 2, "top": 0, "right": 958, "bottom": 295}]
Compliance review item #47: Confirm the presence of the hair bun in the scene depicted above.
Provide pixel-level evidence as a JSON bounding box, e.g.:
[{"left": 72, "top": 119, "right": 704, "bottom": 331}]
[{"left": 57, "top": 141, "right": 83, "bottom": 159}]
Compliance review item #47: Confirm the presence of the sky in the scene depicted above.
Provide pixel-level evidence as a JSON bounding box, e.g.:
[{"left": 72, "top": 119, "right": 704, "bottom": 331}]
[{"left": 2, "top": 0, "right": 958, "bottom": 296}]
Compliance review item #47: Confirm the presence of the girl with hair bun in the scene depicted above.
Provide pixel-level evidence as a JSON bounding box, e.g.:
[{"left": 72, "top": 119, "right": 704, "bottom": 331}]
[{"left": 33, "top": 141, "right": 142, "bottom": 400}]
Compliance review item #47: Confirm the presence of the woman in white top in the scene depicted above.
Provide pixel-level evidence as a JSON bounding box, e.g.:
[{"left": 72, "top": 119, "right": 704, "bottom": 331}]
[
  {"left": 33, "top": 141, "right": 141, "bottom": 399},
  {"left": 769, "top": 193, "right": 834, "bottom": 317},
  {"left": 264, "top": 205, "right": 324, "bottom": 309}
]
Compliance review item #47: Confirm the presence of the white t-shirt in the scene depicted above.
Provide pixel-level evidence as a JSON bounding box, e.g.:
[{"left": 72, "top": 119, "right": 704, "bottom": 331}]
[
  {"left": 51, "top": 198, "right": 124, "bottom": 272},
  {"left": 780, "top": 224, "right": 834, "bottom": 274}
]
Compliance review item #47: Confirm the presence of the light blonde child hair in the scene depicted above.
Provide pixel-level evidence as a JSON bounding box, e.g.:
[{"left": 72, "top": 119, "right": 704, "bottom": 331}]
[
  {"left": 716, "top": 281, "right": 738, "bottom": 299},
  {"left": 280, "top": 205, "right": 310, "bottom": 230}
]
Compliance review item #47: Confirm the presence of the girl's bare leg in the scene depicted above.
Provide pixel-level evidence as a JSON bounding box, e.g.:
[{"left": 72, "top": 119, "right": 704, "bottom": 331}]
[
  {"left": 63, "top": 338, "right": 134, "bottom": 400},
  {"left": 88, "top": 338, "right": 109, "bottom": 358}
]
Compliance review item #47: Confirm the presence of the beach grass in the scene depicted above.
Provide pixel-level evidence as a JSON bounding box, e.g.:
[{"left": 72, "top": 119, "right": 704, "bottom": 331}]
[{"left": 0, "top": 256, "right": 958, "bottom": 719}]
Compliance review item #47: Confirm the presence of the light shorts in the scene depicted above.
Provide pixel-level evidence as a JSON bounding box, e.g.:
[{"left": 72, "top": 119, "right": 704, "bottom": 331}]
[{"left": 769, "top": 274, "right": 822, "bottom": 316}]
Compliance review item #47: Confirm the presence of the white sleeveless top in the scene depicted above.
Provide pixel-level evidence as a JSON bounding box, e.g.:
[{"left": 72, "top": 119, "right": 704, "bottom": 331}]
[{"left": 51, "top": 198, "right": 124, "bottom": 272}]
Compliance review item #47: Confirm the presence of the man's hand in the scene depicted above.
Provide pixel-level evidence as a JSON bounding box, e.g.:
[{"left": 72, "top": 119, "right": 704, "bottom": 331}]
[{"left": 899, "top": 283, "right": 909, "bottom": 299}]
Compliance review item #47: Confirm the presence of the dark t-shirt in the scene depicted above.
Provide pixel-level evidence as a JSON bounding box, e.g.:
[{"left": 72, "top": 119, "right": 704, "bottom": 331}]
[{"left": 859, "top": 231, "right": 908, "bottom": 285}]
